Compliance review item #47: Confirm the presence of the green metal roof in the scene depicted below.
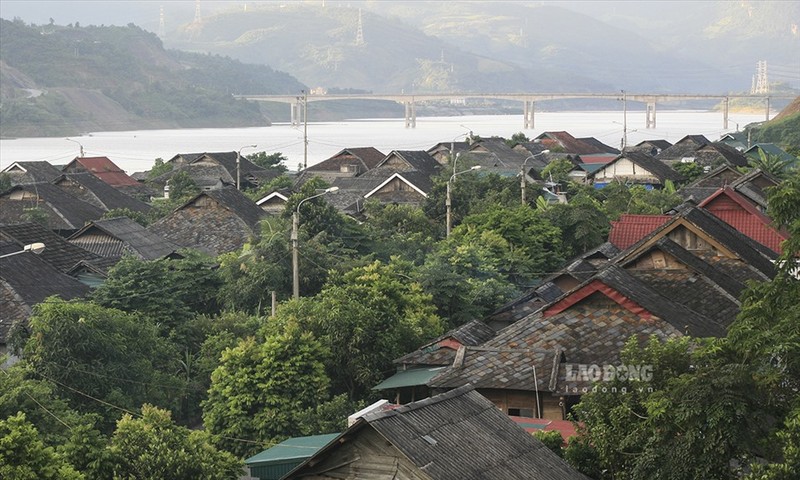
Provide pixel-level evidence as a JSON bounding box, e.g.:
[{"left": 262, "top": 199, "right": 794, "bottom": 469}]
[
  {"left": 372, "top": 366, "right": 447, "bottom": 390},
  {"left": 245, "top": 433, "right": 340, "bottom": 467}
]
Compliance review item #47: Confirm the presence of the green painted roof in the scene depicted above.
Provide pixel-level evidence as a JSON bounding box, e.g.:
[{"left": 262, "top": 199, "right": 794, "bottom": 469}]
[
  {"left": 244, "top": 433, "right": 340, "bottom": 467},
  {"left": 372, "top": 366, "right": 446, "bottom": 390}
]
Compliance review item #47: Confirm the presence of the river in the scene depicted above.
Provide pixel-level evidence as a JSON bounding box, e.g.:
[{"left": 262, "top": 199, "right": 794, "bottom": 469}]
[{"left": 0, "top": 110, "right": 768, "bottom": 174}]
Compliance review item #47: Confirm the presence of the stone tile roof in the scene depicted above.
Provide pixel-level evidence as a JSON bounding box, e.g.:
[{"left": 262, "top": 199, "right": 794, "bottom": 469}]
[
  {"left": 608, "top": 214, "right": 671, "bottom": 249},
  {"left": 535, "top": 131, "right": 610, "bottom": 155},
  {"left": 68, "top": 217, "right": 180, "bottom": 260},
  {"left": 376, "top": 150, "right": 441, "bottom": 175},
  {"left": 54, "top": 172, "right": 151, "bottom": 213},
  {"left": 0, "top": 183, "right": 105, "bottom": 233},
  {"left": 394, "top": 320, "right": 497, "bottom": 367},
  {"left": 302, "top": 386, "right": 589, "bottom": 480},
  {"left": 428, "top": 347, "right": 560, "bottom": 392},
  {"left": 577, "top": 137, "right": 620, "bottom": 154},
  {"left": 306, "top": 147, "right": 385, "bottom": 172},
  {"left": 2, "top": 161, "right": 63, "bottom": 185},
  {"left": 593, "top": 150, "right": 685, "bottom": 184},
  {"left": 694, "top": 142, "right": 750, "bottom": 167},
  {"left": 654, "top": 135, "right": 710, "bottom": 163},
  {"left": 1, "top": 241, "right": 90, "bottom": 344},
  {"left": 147, "top": 187, "right": 266, "bottom": 256},
  {"left": 0, "top": 222, "right": 103, "bottom": 274},
  {"left": 729, "top": 168, "right": 781, "bottom": 210}
]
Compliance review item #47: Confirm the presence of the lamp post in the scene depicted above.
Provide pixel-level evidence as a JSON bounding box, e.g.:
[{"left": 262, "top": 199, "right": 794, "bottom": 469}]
[
  {"left": 236, "top": 144, "right": 257, "bottom": 190},
  {"left": 446, "top": 166, "right": 481, "bottom": 237},
  {"left": 520, "top": 150, "right": 550, "bottom": 205},
  {"left": 292, "top": 187, "right": 338, "bottom": 299},
  {"left": 65, "top": 138, "right": 84, "bottom": 157},
  {"left": 0, "top": 242, "right": 45, "bottom": 259}
]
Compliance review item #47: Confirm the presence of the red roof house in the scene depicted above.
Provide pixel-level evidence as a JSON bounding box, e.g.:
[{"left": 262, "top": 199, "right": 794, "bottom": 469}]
[
  {"left": 698, "top": 187, "right": 787, "bottom": 253},
  {"left": 608, "top": 214, "right": 671, "bottom": 250},
  {"left": 62, "top": 157, "right": 140, "bottom": 187}
]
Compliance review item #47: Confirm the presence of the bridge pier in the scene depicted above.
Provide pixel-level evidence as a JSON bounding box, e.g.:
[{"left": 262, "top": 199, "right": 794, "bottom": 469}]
[
  {"left": 290, "top": 100, "right": 301, "bottom": 127},
  {"left": 645, "top": 102, "right": 656, "bottom": 129},
  {"left": 404, "top": 100, "right": 416, "bottom": 128},
  {"left": 723, "top": 97, "right": 729, "bottom": 130},
  {"left": 765, "top": 96, "right": 770, "bottom": 122},
  {"left": 523, "top": 100, "right": 535, "bottom": 129}
]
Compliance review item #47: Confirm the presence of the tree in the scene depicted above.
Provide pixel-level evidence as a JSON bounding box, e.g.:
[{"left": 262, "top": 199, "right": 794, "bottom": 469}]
[
  {"left": 147, "top": 157, "right": 172, "bottom": 179},
  {"left": 167, "top": 170, "right": 200, "bottom": 200},
  {"left": 361, "top": 201, "right": 439, "bottom": 264},
  {"left": 21, "top": 299, "right": 182, "bottom": 430},
  {"left": 202, "top": 329, "right": 330, "bottom": 457},
  {"left": 246, "top": 151, "right": 288, "bottom": 172},
  {"left": 281, "top": 259, "right": 444, "bottom": 399},
  {"left": 0, "top": 412, "right": 84, "bottom": 480},
  {"left": 542, "top": 193, "right": 609, "bottom": 257},
  {"left": 672, "top": 161, "right": 704, "bottom": 183},
  {"left": 748, "top": 150, "right": 792, "bottom": 179},
  {"left": 107, "top": 405, "right": 242, "bottom": 479},
  {"left": 541, "top": 158, "right": 575, "bottom": 184}
]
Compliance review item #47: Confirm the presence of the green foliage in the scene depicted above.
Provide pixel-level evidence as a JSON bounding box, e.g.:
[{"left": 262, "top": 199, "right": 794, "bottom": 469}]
[
  {"left": 672, "top": 161, "right": 705, "bottom": 183},
  {"left": 507, "top": 132, "right": 530, "bottom": 147},
  {"left": 280, "top": 259, "right": 444, "bottom": 399},
  {"left": 532, "top": 430, "right": 564, "bottom": 457},
  {"left": 541, "top": 158, "right": 575, "bottom": 184},
  {"left": 246, "top": 151, "right": 288, "bottom": 172},
  {"left": 101, "top": 208, "right": 152, "bottom": 227},
  {"left": 21, "top": 299, "right": 182, "bottom": 429},
  {"left": 21, "top": 206, "right": 50, "bottom": 225},
  {"left": 147, "top": 157, "right": 172, "bottom": 180},
  {"left": 596, "top": 182, "right": 682, "bottom": 218},
  {"left": 216, "top": 219, "right": 293, "bottom": 312},
  {"left": 0, "top": 172, "right": 12, "bottom": 193},
  {"left": 108, "top": 405, "right": 242, "bottom": 479},
  {"left": 362, "top": 201, "right": 439, "bottom": 264},
  {"left": 0, "top": 412, "right": 84, "bottom": 480},
  {"left": 167, "top": 170, "right": 200, "bottom": 201},
  {"left": 296, "top": 394, "right": 366, "bottom": 436},
  {"left": 542, "top": 193, "right": 609, "bottom": 257},
  {"left": 202, "top": 330, "right": 330, "bottom": 457},
  {"left": 91, "top": 254, "right": 222, "bottom": 337},
  {"left": 244, "top": 174, "right": 294, "bottom": 202},
  {"left": 749, "top": 111, "right": 800, "bottom": 152},
  {"left": 745, "top": 407, "right": 800, "bottom": 480}
]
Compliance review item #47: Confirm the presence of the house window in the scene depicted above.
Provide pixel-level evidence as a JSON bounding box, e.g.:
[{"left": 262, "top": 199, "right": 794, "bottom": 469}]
[{"left": 508, "top": 408, "right": 535, "bottom": 418}]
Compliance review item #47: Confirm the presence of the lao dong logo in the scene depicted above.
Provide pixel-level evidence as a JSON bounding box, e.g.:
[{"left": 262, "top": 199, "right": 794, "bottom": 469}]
[{"left": 566, "top": 364, "right": 653, "bottom": 383}]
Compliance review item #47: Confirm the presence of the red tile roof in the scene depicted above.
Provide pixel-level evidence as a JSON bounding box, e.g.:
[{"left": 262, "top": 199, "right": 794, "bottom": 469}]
[
  {"left": 608, "top": 214, "right": 671, "bottom": 249},
  {"left": 698, "top": 187, "right": 787, "bottom": 253},
  {"left": 69, "top": 157, "right": 140, "bottom": 186}
]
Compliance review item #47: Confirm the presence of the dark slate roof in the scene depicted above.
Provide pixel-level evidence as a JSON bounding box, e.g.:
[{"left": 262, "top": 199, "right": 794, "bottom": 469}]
[
  {"left": 200, "top": 187, "right": 265, "bottom": 230},
  {"left": 729, "top": 168, "right": 780, "bottom": 210},
  {"left": 428, "top": 347, "right": 560, "bottom": 392},
  {"left": 577, "top": 137, "right": 620, "bottom": 154},
  {"left": 582, "top": 241, "right": 621, "bottom": 262},
  {"left": 596, "top": 150, "right": 685, "bottom": 183},
  {"left": 1, "top": 241, "right": 91, "bottom": 344},
  {"left": 68, "top": 217, "right": 179, "bottom": 260},
  {"left": 307, "top": 147, "right": 386, "bottom": 172},
  {"left": 1, "top": 161, "right": 63, "bottom": 185},
  {"left": 655, "top": 135, "right": 710, "bottom": 162},
  {"left": 446, "top": 319, "right": 497, "bottom": 346},
  {"left": 150, "top": 163, "right": 233, "bottom": 189},
  {"left": 635, "top": 139, "right": 672, "bottom": 150},
  {"left": 678, "top": 165, "right": 744, "bottom": 203},
  {"left": 314, "top": 386, "right": 588, "bottom": 480},
  {"left": 54, "top": 172, "right": 151, "bottom": 213},
  {"left": 377, "top": 150, "right": 441, "bottom": 175},
  {"left": 534, "top": 131, "right": 606, "bottom": 155},
  {"left": 0, "top": 222, "right": 103, "bottom": 273},
  {"left": 0, "top": 183, "right": 105, "bottom": 232},
  {"left": 696, "top": 142, "right": 750, "bottom": 167},
  {"left": 514, "top": 141, "right": 551, "bottom": 157}
]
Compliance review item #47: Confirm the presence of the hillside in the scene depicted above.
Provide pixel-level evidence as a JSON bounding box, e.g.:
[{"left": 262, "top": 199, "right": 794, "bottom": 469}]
[
  {"left": 165, "top": 1, "right": 799, "bottom": 96},
  {"left": 0, "top": 18, "right": 305, "bottom": 137}
]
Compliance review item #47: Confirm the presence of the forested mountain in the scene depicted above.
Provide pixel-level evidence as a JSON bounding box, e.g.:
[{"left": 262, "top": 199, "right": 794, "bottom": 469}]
[{"left": 0, "top": 18, "right": 304, "bottom": 137}]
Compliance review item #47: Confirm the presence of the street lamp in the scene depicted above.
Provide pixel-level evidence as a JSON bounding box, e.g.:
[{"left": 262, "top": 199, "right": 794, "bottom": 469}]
[
  {"left": 65, "top": 138, "right": 84, "bottom": 157},
  {"left": 292, "top": 187, "right": 338, "bottom": 298},
  {"left": 520, "top": 150, "right": 550, "bottom": 205},
  {"left": 446, "top": 166, "right": 481, "bottom": 237},
  {"left": 236, "top": 144, "right": 257, "bottom": 190},
  {"left": 0, "top": 242, "right": 45, "bottom": 259}
]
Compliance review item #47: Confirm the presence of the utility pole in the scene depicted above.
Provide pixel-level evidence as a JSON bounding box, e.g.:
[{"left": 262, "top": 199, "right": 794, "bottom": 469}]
[
  {"left": 621, "top": 90, "right": 628, "bottom": 150},
  {"left": 304, "top": 90, "right": 308, "bottom": 169},
  {"left": 236, "top": 144, "right": 256, "bottom": 190},
  {"left": 292, "top": 187, "right": 338, "bottom": 298},
  {"left": 521, "top": 150, "right": 549, "bottom": 205}
]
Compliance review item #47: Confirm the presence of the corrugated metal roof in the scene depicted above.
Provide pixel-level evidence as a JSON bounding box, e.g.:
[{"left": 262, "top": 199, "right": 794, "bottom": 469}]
[{"left": 372, "top": 366, "right": 447, "bottom": 390}]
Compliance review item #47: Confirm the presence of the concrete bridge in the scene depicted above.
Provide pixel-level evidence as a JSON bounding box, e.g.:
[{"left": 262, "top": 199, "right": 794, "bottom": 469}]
[{"left": 235, "top": 92, "right": 795, "bottom": 130}]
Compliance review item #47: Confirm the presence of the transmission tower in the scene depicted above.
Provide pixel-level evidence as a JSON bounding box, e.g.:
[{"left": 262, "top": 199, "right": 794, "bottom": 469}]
[
  {"left": 158, "top": 5, "right": 165, "bottom": 38},
  {"left": 194, "top": 0, "right": 202, "bottom": 24},
  {"left": 355, "top": 8, "right": 365, "bottom": 45},
  {"left": 752, "top": 60, "right": 769, "bottom": 94}
]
